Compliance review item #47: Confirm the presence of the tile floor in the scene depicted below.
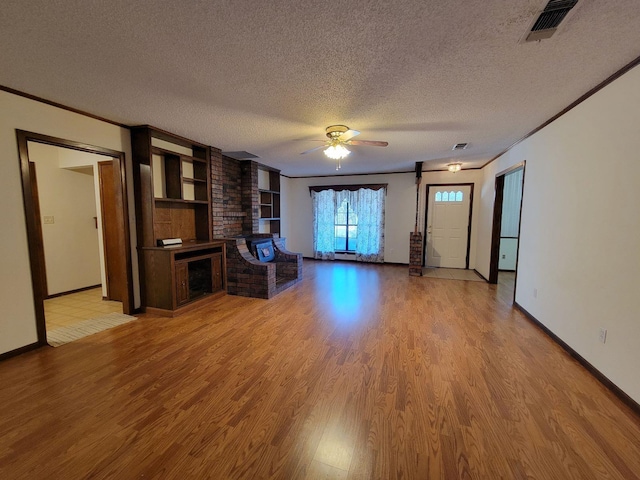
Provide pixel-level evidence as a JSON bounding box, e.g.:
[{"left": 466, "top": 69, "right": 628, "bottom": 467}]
[
  {"left": 422, "top": 267, "right": 484, "bottom": 281},
  {"left": 44, "top": 287, "right": 122, "bottom": 331}
]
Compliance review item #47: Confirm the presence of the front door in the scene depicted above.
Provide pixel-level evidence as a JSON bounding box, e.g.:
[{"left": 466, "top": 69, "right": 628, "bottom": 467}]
[{"left": 426, "top": 185, "right": 472, "bottom": 268}]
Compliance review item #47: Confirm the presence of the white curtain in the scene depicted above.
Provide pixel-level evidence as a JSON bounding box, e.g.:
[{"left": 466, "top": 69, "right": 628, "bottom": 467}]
[
  {"left": 354, "top": 188, "right": 385, "bottom": 263},
  {"left": 501, "top": 168, "right": 523, "bottom": 237},
  {"left": 312, "top": 187, "right": 385, "bottom": 263},
  {"left": 312, "top": 189, "right": 336, "bottom": 260}
]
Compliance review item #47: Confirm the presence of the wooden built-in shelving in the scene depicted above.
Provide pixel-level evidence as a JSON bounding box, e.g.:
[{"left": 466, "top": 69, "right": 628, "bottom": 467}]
[
  {"left": 132, "top": 125, "right": 226, "bottom": 315},
  {"left": 258, "top": 168, "right": 281, "bottom": 235}
]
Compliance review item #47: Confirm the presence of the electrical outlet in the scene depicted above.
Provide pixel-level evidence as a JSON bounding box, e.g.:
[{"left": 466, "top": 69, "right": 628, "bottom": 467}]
[
  {"left": 599, "top": 328, "right": 607, "bottom": 344},
  {"left": 501, "top": 254, "right": 506, "bottom": 259},
  {"left": 43, "top": 216, "right": 55, "bottom": 224},
  {"left": 533, "top": 288, "right": 538, "bottom": 298}
]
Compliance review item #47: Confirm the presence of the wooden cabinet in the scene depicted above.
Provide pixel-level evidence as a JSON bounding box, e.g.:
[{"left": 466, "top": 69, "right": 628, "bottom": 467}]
[
  {"left": 141, "top": 242, "right": 226, "bottom": 316},
  {"left": 258, "top": 167, "right": 281, "bottom": 235},
  {"left": 175, "top": 263, "right": 189, "bottom": 306},
  {"left": 132, "top": 125, "right": 226, "bottom": 315},
  {"left": 212, "top": 253, "right": 223, "bottom": 291}
]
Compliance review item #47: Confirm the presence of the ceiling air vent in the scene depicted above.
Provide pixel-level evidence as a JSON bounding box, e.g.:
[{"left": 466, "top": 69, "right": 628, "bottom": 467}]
[
  {"left": 525, "top": 0, "right": 578, "bottom": 42},
  {"left": 452, "top": 143, "right": 468, "bottom": 151},
  {"left": 222, "top": 151, "right": 260, "bottom": 160}
]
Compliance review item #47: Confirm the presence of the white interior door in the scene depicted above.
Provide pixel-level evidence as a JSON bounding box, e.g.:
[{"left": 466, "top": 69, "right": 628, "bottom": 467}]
[{"left": 426, "top": 185, "right": 472, "bottom": 268}]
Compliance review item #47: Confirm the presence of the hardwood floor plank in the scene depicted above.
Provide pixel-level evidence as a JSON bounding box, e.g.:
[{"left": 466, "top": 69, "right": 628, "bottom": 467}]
[{"left": 0, "top": 261, "right": 639, "bottom": 479}]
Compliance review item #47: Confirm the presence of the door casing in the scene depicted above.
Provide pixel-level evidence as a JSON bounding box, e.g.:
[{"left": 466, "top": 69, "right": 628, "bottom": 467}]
[
  {"left": 16, "top": 130, "right": 134, "bottom": 346},
  {"left": 489, "top": 161, "right": 526, "bottom": 297},
  {"left": 422, "top": 183, "right": 475, "bottom": 269}
]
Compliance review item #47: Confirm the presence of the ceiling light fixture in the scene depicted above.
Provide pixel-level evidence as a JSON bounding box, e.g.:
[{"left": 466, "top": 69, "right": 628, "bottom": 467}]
[
  {"left": 447, "top": 163, "right": 462, "bottom": 173},
  {"left": 324, "top": 144, "right": 350, "bottom": 170}
]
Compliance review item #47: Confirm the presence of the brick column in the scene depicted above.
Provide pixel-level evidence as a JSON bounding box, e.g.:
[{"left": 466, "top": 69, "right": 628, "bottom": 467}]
[
  {"left": 241, "top": 161, "right": 259, "bottom": 234},
  {"left": 221, "top": 155, "right": 243, "bottom": 236},
  {"left": 409, "top": 232, "right": 423, "bottom": 276},
  {"left": 210, "top": 147, "right": 224, "bottom": 238}
]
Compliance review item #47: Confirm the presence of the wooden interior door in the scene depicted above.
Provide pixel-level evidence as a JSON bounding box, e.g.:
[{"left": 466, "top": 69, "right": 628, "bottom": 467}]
[{"left": 98, "top": 160, "right": 125, "bottom": 302}]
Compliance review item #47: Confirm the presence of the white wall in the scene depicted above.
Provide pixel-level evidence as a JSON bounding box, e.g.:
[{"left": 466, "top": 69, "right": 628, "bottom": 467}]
[
  {"left": 284, "top": 169, "right": 484, "bottom": 266},
  {"left": 475, "top": 65, "right": 640, "bottom": 403},
  {"left": 29, "top": 143, "right": 102, "bottom": 295},
  {"left": 285, "top": 173, "right": 415, "bottom": 263},
  {"left": 0, "top": 90, "right": 138, "bottom": 355}
]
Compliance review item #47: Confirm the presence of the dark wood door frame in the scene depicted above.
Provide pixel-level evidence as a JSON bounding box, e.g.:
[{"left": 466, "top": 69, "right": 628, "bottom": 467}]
[
  {"left": 28, "top": 162, "right": 48, "bottom": 298},
  {"left": 422, "top": 183, "right": 475, "bottom": 269},
  {"left": 489, "top": 161, "right": 526, "bottom": 294},
  {"left": 16, "top": 130, "right": 135, "bottom": 346}
]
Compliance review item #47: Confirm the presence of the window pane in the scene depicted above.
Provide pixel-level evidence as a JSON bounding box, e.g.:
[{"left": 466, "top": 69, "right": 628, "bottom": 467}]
[
  {"left": 435, "top": 192, "right": 442, "bottom": 202},
  {"left": 335, "top": 212, "right": 347, "bottom": 225},
  {"left": 335, "top": 226, "right": 346, "bottom": 251},
  {"left": 456, "top": 191, "right": 463, "bottom": 201},
  {"left": 442, "top": 191, "right": 449, "bottom": 201},
  {"left": 449, "top": 191, "right": 456, "bottom": 201},
  {"left": 347, "top": 226, "right": 358, "bottom": 251},
  {"left": 335, "top": 236, "right": 347, "bottom": 251}
]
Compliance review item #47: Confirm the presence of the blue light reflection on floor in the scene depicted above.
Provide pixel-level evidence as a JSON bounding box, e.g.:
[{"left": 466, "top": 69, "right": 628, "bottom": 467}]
[{"left": 314, "top": 262, "right": 380, "bottom": 328}]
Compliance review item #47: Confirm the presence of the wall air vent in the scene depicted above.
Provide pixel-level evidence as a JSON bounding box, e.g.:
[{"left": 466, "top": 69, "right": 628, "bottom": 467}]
[
  {"left": 525, "top": 0, "right": 578, "bottom": 42},
  {"left": 222, "top": 151, "right": 260, "bottom": 160},
  {"left": 452, "top": 143, "right": 468, "bottom": 150}
]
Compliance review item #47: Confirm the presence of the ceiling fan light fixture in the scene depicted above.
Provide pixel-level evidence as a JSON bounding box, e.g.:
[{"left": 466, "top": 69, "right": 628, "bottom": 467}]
[
  {"left": 324, "top": 144, "right": 350, "bottom": 160},
  {"left": 447, "top": 163, "right": 462, "bottom": 173}
]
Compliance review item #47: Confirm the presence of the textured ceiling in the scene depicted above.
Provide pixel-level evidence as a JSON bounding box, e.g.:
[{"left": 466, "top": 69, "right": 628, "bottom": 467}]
[{"left": 1, "top": 0, "right": 639, "bottom": 176}]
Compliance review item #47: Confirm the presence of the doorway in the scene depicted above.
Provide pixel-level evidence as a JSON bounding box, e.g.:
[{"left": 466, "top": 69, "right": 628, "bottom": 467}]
[
  {"left": 489, "top": 162, "right": 526, "bottom": 296},
  {"left": 17, "top": 130, "right": 134, "bottom": 346},
  {"left": 423, "top": 183, "right": 474, "bottom": 269}
]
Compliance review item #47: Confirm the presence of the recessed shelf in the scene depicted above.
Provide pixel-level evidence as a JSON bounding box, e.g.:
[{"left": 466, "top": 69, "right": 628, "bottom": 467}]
[{"left": 151, "top": 146, "right": 207, "bottom": 163}]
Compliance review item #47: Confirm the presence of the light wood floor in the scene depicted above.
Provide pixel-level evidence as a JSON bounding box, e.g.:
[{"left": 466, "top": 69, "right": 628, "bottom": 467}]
[{"left": 1, "top": 261, "right": 639, "bottom": 479}]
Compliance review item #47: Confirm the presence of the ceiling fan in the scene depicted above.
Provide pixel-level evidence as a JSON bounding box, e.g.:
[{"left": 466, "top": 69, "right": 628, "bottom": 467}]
[{"left": 301, "top": 125, "right": 388, "bottom": 170}]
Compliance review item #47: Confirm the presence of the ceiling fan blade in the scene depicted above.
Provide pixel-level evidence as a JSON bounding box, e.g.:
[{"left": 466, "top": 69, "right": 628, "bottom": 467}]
[
  {"left": 338, "top": 129, "right": 360, "bottom": 142},
  {"left": 347, "top": 140, "right": 389, "bottom": 147},
  {"left": 300, "top": 145, "right": 326, "bottom": 155}
]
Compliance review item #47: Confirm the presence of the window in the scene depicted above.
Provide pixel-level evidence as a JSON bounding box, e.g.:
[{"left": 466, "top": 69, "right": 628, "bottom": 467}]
[
  {"left": 334, "top": 199, "right": 358, "bottom": 252},
  {"left": 311, "top": 185, "right": 386, "bottom": 262},
  {"left": 435, "top": 190, "right": 463, "bottom": 202}
]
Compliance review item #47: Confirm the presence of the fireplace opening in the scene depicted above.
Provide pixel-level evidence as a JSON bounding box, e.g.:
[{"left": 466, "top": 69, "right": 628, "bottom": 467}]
[{"left": 188, "top": 258, "right": 213, "bottom": 300}]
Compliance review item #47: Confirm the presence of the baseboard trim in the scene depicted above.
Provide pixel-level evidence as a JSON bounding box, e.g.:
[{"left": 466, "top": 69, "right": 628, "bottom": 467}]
[
  {"left": 514, "top": 301, "right": 640, "bottom": 417},
  {"left": 46, "top": 284, "right": 101, "bottom": 299},
  {"left": 474, "top": 269, "right": 489, "bottom": 282},
  {"left": 302, "top": 256, "right": 409, "bottom": 266},
  {"left": 0, "top": 342, "right": 43, "bottom": 361}
]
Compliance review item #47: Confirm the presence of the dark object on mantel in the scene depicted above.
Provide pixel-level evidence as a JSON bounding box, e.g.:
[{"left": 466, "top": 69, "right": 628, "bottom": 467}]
[{"left": 225, "top": 234, "right": 302, "bottom": 299}]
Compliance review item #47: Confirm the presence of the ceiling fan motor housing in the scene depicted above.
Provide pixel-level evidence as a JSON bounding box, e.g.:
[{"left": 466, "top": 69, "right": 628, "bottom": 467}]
[{"left": 326, "top": 125, "right": 349, "bottom": 139}]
